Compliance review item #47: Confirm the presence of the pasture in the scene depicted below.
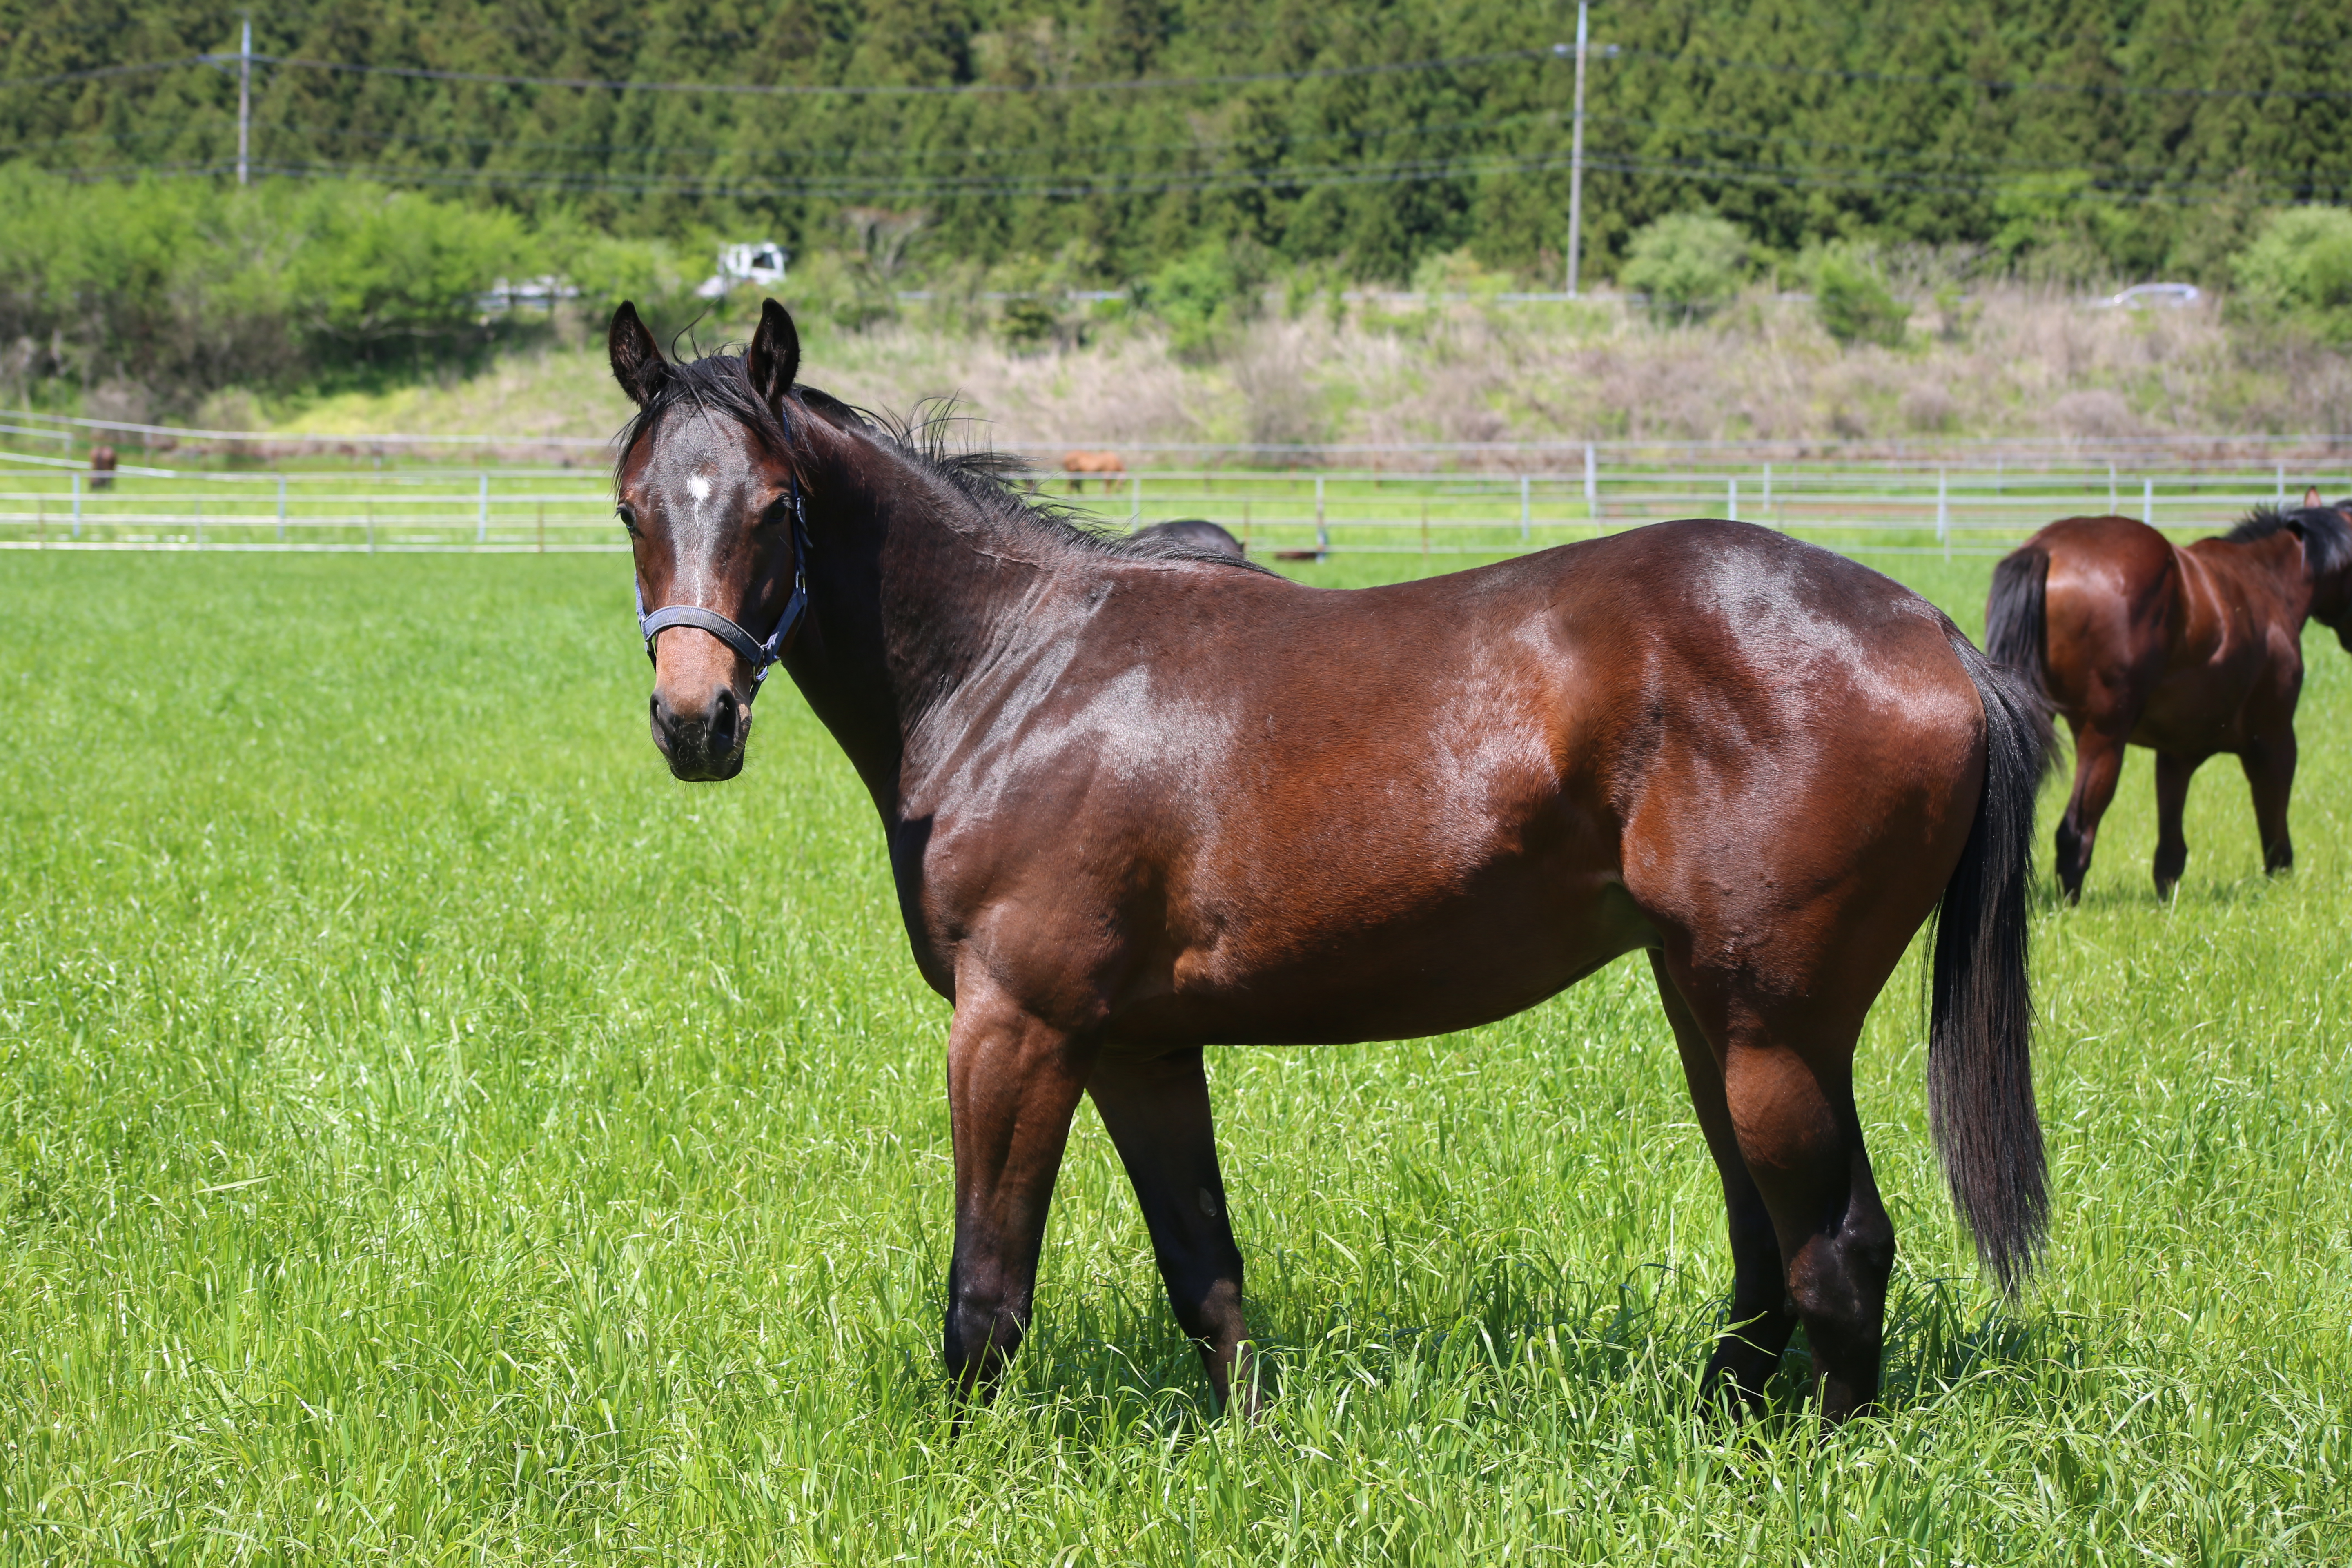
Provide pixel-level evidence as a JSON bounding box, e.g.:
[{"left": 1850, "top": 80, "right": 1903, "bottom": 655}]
[{"left": 0, "top": 539, "right": 2347, "bottom": 1563}]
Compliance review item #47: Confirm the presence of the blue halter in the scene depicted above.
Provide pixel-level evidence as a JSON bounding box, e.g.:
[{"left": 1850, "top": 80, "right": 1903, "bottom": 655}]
[{"left": 633, "top": 471, "right": 809, "bottom": 696}]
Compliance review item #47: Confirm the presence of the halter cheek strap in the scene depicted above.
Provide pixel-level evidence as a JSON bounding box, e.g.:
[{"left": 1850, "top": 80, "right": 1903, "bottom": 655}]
[{"left": 634, "top": 472, "right": 809, "bottom": 696}]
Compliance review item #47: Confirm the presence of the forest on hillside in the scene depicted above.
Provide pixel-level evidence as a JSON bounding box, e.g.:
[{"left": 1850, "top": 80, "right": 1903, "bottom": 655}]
[{"left": 6, "top": 0, "right": 2351, "bottom": 283}]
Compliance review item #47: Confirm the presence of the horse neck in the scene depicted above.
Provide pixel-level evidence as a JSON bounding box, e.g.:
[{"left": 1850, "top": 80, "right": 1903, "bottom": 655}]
[{"left": 784, "top": 424, "right": 1062, "bottom": 812}]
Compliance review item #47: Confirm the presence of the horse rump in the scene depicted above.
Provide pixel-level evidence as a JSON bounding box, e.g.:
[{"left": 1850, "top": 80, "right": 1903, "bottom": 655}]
[{"left": 1928, "top": 634, "right": 2053, "bottom": 1292}]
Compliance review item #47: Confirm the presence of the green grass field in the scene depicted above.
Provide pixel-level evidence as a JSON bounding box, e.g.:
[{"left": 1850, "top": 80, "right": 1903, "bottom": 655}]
[{"left": 1, "top": 543, "right": 2347, "bottom": 1564}]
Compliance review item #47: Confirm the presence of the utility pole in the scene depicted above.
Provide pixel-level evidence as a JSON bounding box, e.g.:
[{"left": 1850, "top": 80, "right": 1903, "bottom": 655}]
[
  {"left": 236, "top": 16, "right": 252, "bottom": 187},
  {"left": 1566, "top": 1, "right": 1589, "bottom": 297}
]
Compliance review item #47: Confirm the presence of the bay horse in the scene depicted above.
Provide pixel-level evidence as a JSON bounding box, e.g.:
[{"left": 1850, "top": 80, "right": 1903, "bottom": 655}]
[
  {"left": 1986, "top": 493, "right": 2352, "bottom": 902},
  {"left": 610, "top": 299, "right": 2049, "bottom": 1422},
  {"left": 1130, "top": 517, "right": 1245, "bottom": 558}
]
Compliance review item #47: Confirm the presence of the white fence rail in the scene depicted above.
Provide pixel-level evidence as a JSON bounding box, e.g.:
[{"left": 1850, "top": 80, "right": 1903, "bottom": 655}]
[{"left": 4, "top": 450, "right": 2346, "bottom": 558}]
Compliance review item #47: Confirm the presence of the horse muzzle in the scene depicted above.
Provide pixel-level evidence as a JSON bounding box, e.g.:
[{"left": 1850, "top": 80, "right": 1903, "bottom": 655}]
[{"left": 650, "top": 684, "right": 751, "bottom": 781}]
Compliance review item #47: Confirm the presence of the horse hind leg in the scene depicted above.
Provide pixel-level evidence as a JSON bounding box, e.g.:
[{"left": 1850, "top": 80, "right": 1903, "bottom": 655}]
[
  {"left": 2056, "top": 720, "right": 2131, "bottom": 902},
  {"left": 1659, "top": 956, "right": 1893, "bottom": 1419},
  {"left": 1650, "top": 954, "right": 1796, "bottom": 1415}
]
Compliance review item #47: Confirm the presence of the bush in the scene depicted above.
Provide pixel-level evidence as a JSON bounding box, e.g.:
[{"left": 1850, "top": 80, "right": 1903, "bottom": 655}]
[
  {"left": 1137, "top": 241, "right": 1269, "bottom": 360},
  {"left": 2234, "top": 206, "right": 2352, "bottom": 341},
  {"left": 0, "top": 163, "right": 534, "bottom": 409},
  {"left": 1814, "top": 248, "right": 1911, "bottom": 347},
  {"left": 1619, "top": 212, "right": 1748, "bottom": 324}
]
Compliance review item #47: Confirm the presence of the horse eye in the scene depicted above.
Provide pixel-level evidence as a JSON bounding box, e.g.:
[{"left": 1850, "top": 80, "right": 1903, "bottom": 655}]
[
  {"left": 616, "top": 504, "right": 641, "bottom": 535},
  {"left": 758, "top": 496, "right": 793, "bottom": 529}
]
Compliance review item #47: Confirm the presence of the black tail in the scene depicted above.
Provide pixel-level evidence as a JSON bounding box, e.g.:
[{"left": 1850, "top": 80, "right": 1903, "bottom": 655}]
[
  {"left": 1930, "top": 633, "right": 2053, "bottom": 1292},
  {"left": 1984, "top": 545, "right": 2051, "bottom": 707}
]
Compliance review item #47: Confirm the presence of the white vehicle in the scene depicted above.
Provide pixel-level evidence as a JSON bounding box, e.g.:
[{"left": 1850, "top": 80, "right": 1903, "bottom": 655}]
[
  {"left": 2096, "top": 282, "right": 2202, "bottom": 310},
  {"left": 695, "top": 241, "right": 791, "bottom": 299}
]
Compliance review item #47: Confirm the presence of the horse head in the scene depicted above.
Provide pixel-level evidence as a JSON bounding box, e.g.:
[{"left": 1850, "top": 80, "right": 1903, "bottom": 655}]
[
  {"left": 2292, "top": 489, "right": 2352, "bottom": 649},
  {"left": 610, "top": 298, "right": 809, "bottom": 781}
]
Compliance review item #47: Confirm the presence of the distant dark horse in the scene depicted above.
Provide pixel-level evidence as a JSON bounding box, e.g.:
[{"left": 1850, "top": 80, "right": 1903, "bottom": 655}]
[
  {"left": 1131, "top": 517, "right": 1245, "bottom": 558},
  {"left": 609, "top": 300, "right": 2049, "bottom": 1422},
  {"left": 1987, "top": 492, "right": 2352, "bottom": 901}
]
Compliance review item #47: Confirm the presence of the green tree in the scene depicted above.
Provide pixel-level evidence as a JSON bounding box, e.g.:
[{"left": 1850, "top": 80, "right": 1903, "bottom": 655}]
[{"left": 1619, "top": 212, "right": 1748, "bottom": 324}]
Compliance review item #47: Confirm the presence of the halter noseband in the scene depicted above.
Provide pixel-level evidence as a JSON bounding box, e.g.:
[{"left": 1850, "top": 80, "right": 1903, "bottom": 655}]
[{"left": 632, "top": 456, "right": 810, "bottom": 697}]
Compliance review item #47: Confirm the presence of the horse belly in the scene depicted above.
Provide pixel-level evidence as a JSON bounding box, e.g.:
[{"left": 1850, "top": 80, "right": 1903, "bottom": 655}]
[{"left": 1110, "top": 830, "right": 1648, "bottom": 1048}]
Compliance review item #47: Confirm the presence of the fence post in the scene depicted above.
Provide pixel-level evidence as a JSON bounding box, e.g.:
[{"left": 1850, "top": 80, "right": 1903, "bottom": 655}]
[
  {"left": 2275, "top": 463, "right": 2285, "bottom": 505},
  {"left": 1937, "top": 468, "right": 1949, "bottom": 560},
  {"left": 276, "top": 474, "right": 287, "bottom": 543},
  {"left": 1519, "top": 473, "right": 1530, "bottom": 543},
  {"left": 2108, "top": 462, "right": 2117, "bottom": 515},
  {"left": 71, "top": 471, "right": 81, "bottom": 539},
  {"left": 477, "top": 472, "right": 490, "bottom": 543},
  {"left": 1583, "top": 443, "right": 1598, "bottom": 522},
  {"left": 1314, "top": 474, "right": 1328, "bottom": 556},
  {"left": 2143, "top": 475, "right": 2154, "bottom": 525},
  {"left": 1728, "top": 477, "right": 1739, "bottom": 523}
]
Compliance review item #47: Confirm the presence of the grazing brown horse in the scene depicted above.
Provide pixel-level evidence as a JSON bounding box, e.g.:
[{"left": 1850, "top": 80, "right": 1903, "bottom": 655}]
[
  {"left": 1131, "top": 517, "right": 1245, "bottom": 558},
  {"left": 610, "top": 299, "right": 2050, "bottom": 1422},
  {"left": 1986, "top": 493, "right": 2352, "bottom": 901},
  {"left": 1060, "top": 449, "right": 1125, "bottom": 492}
]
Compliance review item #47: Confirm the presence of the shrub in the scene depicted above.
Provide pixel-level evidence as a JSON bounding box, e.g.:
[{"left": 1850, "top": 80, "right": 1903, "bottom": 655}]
[
  {"left": 2234, "top": 206, "right": 2352, "bottom": 341},
  {"left": 1138, "top": 241, "right": 1268, "bottom": 359},
  {"left": 0, "top": 163, "right": 534, "bottom": 408},
  {"left": 1618, "top": 212, "right": 1748, "bottom": 324},
  {"left": 1814, "top": 248, "right": 1911, "bottom": 347}
]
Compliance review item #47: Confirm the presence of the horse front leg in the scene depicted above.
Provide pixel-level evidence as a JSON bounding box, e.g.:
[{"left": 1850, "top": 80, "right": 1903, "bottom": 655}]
[
  {"left": 1088, "top": 1047, "right": 1256, "bottom": 1416},
  {"left": 2239, "top": 732, "right": 2297, "bottom": 876},
  {"left": 941, "top": 985, "right": 1095, "bottom": 1401},
  {"left": 2152, "top": 751, "right": 2203, "bottom": 899}
]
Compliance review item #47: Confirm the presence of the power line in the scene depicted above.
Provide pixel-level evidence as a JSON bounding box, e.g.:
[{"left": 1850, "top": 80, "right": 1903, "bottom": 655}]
[
  {"left": 196, "top": 46, "right": 1557, "bottom": 98},
  {"left": 11, "top": 40, "right": 2352, "bottom": 103},
  {"left": 80, "top": 144, "right": 2339, "bottom": 207}
]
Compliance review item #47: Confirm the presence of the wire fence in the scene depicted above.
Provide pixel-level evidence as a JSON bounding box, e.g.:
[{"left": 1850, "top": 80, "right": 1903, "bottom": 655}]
[{"left": 4, "top": 446, "right": 2348, "bottom": 559}]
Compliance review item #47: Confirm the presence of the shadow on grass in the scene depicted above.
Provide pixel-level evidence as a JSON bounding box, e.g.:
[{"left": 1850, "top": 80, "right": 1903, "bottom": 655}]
[{"left": 962, "top": 1259, "right": 2049, "bottom": 1449}]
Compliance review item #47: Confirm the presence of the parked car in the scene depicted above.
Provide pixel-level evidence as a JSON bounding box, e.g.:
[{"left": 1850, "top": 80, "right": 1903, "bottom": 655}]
[
  {"left": 2095, "top": 282, "right": 2202, "bottom": 310},
  {"left": 696, "top": 242, "right": 791, "bottom": 299}
]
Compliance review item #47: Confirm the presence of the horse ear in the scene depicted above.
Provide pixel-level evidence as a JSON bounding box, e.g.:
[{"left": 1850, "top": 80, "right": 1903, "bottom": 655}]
[
  {"left": 609, "top": 302, "right": 672, "bottom": 408},
  {"left": 2305, "top": 487, "right": 2324, "bottom": 509},
  {"left": 746, "top": 298, "right": 800, "bottom": 417}
]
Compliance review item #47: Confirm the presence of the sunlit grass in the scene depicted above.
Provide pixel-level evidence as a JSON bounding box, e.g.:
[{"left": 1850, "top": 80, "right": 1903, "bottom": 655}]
[{"left": 0, "top": 546, "right": 2345, "bottom": 1563}]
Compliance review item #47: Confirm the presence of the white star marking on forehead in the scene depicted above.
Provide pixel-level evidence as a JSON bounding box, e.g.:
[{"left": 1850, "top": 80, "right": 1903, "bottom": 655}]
[{"left": 686, "top": 474, "right": 712, "bottom": 502}]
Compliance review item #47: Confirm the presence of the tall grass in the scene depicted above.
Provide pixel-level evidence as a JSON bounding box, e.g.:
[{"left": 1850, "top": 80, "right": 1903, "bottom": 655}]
[
  {"left": 0, "top": 547, "right": 2346, "bottom": 1563},
  {"left": 247, "top": 287, "right": 2352, "bottom": 461}
]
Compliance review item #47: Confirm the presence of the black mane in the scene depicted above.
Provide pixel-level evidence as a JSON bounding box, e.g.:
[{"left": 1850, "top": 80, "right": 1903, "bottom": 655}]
[
  {"left": 617, "top": 346, "right": 1266, "bottom": 574},
  {"left": 2225, "top": 500, "right": 2352, "bottom": 579}
]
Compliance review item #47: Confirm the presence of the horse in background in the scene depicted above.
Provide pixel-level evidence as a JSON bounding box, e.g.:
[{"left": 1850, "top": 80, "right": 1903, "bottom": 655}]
[
  {"left": 1986, "top": 489, "right": 2352, "bottom": 901},
  {"left": 1131, "top": 518, "right": 1244, "bottom": 558},
  {"left": 1061, "top": 450, "right": 1125, "bottom": 492},
  {"left": 89, "top": 445, "right": 117, "bottom": 490}
]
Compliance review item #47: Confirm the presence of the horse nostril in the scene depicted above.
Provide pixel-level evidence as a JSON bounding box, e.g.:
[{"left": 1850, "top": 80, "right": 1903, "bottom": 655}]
[{"left": 709, "top": 687, "right": 741, "bottom": 750}]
